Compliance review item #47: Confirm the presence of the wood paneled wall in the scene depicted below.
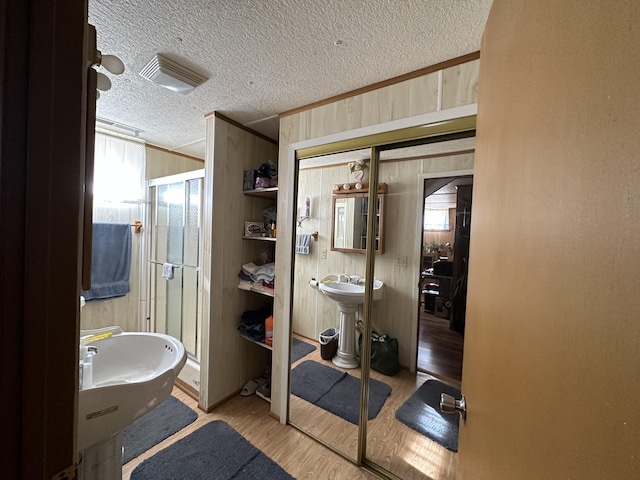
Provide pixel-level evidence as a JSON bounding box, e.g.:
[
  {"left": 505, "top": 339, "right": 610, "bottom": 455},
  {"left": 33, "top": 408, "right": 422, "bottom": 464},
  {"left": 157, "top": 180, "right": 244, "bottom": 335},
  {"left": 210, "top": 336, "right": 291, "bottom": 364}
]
[
  {"left": 200, "top": 114, "right": 279, "bottom": 410},
  {"left": 145, "top": 145, "right": 204, "bottom": 179},
  {"left": 273, "top": 57, "right": 480, "bottom": 415}
]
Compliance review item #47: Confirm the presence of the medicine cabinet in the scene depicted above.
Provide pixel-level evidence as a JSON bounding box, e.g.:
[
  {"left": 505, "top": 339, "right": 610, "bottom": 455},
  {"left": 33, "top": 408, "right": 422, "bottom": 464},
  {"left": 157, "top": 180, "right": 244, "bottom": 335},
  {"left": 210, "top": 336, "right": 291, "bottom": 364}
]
[{"left": 330, "top": 183, "right": 387, "bottom": 254}]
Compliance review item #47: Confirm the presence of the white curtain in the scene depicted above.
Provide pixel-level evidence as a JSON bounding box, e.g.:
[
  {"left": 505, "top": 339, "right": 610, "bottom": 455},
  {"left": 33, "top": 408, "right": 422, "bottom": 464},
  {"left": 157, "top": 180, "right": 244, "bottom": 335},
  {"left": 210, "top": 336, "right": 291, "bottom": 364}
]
[
  {"left": 93, "top": 133, "right": 145, "bottom": 203},
  {"left": 423, "top": 208, "right": 450, "bottom": 231}
]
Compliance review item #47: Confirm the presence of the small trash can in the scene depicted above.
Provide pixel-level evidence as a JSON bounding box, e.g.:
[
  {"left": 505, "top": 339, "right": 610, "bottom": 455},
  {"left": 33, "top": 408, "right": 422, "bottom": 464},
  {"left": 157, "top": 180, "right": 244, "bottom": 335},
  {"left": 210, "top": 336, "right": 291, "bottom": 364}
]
[{"left": 319, "top": 328, "right": 339, "bottom": 360}]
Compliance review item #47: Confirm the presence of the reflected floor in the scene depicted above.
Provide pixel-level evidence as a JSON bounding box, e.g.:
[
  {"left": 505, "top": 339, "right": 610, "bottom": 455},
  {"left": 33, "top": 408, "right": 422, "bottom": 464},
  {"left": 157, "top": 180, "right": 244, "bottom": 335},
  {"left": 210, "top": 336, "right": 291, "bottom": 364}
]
[{"left": 290, "top": 334, "right": 459, "bottom": 480}]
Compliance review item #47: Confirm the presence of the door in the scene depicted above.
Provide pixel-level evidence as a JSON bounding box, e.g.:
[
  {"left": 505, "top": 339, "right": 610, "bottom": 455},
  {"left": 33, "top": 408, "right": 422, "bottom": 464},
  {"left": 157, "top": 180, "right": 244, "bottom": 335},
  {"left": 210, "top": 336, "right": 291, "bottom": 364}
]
[
  {"left": 457, "top": 2, "right": 640, "bottom": 478},
  {"left": 148, "top": 171, "right": 204, "bottom": 365}
]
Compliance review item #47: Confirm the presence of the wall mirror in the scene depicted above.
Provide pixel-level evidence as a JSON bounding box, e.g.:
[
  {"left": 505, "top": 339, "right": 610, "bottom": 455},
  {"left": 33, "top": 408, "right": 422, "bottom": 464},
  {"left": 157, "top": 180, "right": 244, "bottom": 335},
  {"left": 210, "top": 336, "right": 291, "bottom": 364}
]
[
  {"left": 287, "top": 119, "right": 477, "bottom": 479},
  {"left": 331, "top": 186, "right": 386, "bottom": 254}
]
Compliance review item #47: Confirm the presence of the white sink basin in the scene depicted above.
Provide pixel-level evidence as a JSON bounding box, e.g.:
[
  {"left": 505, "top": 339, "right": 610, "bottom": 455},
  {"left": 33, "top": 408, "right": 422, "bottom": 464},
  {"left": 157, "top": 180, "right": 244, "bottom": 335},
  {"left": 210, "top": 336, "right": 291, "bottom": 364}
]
[
  {"left": 319, "top": 274, "right": 384, "bottom": 305},
  {"left": 77, "top": 327, "right": 186, "bottom": 453}
]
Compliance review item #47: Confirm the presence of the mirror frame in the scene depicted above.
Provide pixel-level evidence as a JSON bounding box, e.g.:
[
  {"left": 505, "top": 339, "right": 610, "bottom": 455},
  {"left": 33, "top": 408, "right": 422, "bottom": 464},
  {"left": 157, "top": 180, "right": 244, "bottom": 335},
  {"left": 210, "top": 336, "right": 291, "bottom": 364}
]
[{"left": 330, "top": 192, "right": 386, "bottom": 254}]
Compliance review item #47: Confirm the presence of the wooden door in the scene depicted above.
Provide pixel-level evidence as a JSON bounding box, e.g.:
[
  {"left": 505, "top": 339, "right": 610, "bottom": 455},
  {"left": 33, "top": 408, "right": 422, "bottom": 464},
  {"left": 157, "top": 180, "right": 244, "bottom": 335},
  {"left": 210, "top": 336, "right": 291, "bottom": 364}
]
[
  {"left": 458, "top": 2, "right": 640, "bottom": 479},
  {"left": 1, "top": 0, "right": 88, "bottom": 478}
]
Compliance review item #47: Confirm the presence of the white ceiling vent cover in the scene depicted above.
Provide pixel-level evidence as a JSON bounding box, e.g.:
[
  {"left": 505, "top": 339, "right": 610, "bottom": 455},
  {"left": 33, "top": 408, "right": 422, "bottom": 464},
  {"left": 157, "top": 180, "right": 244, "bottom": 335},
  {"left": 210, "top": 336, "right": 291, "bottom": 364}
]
[{"left": 139, "top": 54, "right": 208, "bottom": 95}]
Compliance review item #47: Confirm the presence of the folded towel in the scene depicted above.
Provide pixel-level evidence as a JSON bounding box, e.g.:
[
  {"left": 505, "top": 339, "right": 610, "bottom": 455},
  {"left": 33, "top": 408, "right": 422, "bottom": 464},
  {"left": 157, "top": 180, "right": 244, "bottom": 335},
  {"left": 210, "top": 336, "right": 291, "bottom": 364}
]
[
  {"left": 81, "top": 222, "right": 132, "bottom": 301},
  {"left": 162, "top": 263, "right": 174, "bottom": 280},
  {"left": 242, "top": 262, "right": 259, "bottom": 274},
  {"left": 250, "top": 262, "right": 275, "bottom": 283},
  {"left": 296, "top": 234, "right": 311, "bottom": 255}
]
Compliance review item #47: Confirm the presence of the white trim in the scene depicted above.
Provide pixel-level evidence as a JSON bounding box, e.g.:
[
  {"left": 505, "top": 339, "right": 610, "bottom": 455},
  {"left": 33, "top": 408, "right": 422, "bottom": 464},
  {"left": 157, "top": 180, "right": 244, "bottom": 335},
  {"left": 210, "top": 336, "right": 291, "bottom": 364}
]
[
  {"left": 276, "top": 104, "right": 477, "bottom": 423},
  {"left": 147, "top": 168, "right": 205, "bottom": 186}
]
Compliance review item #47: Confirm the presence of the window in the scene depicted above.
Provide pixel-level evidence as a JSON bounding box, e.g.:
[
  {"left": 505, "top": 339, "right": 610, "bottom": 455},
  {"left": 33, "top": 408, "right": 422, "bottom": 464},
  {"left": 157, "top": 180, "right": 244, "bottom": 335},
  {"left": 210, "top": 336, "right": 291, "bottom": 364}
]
[
  {"left": 423, "top": 208, "right": 450, "bottom": 231},
  {"left": 93, "top": 133, "right": 145, "bottom": 203}
]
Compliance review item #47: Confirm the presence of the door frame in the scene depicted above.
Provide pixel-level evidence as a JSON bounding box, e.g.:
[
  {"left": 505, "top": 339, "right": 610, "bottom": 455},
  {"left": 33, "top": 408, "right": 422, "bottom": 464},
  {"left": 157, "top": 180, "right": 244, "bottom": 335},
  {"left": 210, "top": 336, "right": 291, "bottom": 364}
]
[{"left": 410, "top": 168, "right": 474, "bottom": 372}]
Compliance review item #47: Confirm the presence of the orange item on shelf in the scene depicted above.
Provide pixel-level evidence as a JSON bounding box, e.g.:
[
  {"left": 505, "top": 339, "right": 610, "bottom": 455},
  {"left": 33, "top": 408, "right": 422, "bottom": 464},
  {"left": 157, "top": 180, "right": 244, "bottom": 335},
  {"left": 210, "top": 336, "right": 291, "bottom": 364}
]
[{"left": 265, "top": 315, "right": 274, "bottom": 346}]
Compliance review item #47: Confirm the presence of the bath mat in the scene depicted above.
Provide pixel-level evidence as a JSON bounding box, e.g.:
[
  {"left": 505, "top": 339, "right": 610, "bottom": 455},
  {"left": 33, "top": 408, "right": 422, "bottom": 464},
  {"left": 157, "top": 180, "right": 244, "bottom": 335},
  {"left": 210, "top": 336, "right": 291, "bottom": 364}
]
[
  {"left": 395, "top": 379, "right": 460, "bottom": 452},
  {"left": 291, "top": 337, "right": 316, "bottom": 364},
  {"left": 122, "top": 395, "right": 198, "bottom": 464},
  {"left": 290, "top": 360, "right": 391, "bottom": 425},
  {"left": 131, "top": 420, "right": 294, "bottom": 480}
]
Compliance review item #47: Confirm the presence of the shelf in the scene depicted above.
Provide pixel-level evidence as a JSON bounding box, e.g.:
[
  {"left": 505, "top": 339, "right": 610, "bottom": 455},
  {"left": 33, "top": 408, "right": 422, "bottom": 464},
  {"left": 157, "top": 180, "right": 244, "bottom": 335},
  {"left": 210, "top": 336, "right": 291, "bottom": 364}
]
[
  {"left": 242, "top": 235, "right": 276, "bottom": 242},
  {"left": 238, "top": 284, "right": 274, "bottom": 297},
  {"left": 243, "top": 187, "right": 278, "bottom": 199},
  {"left": 239, "top": 333, "right": 273, "bottom": 351}
]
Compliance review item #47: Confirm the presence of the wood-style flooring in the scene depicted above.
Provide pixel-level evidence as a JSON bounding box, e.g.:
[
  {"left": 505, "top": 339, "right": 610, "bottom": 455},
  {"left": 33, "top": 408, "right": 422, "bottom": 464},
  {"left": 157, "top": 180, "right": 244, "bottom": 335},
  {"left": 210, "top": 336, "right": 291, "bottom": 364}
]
[
  {"left": 123, "top": 387, "right": 375, "bottom": 480},
  {"left": 417, "top": 309, "right": 464, "bottom": 382},
  {"left": 124, "top": 335, "right": 460, "bottom": 480}
]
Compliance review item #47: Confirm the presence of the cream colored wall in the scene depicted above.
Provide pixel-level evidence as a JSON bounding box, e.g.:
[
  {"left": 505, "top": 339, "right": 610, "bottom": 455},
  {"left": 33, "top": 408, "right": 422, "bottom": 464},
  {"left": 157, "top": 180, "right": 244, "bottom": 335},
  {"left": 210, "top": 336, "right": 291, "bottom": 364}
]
[
  {"left": 81, "top": 142, "right": 204, "bottom": 333},
  {"left": 273, "top": 58, "right": 479, "bottom": 416},
  {"left": 145, "top": 145, "right": 204, "bottom": 179},
  {"left": 459, "top": 2, "right": 640, "bottom": 479},
  {"left": 80, "top": 204, "right": 142, "bottom": 332},
  {"left": 200, "top": 115, "right": 279, "bottom": 410}
]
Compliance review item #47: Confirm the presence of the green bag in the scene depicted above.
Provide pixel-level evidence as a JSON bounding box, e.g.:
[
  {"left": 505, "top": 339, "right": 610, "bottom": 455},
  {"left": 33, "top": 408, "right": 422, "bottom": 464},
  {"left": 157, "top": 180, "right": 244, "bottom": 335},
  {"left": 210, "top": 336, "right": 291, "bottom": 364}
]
[{"left": 358, "top": 331, "right": 400, "bottom": 376}]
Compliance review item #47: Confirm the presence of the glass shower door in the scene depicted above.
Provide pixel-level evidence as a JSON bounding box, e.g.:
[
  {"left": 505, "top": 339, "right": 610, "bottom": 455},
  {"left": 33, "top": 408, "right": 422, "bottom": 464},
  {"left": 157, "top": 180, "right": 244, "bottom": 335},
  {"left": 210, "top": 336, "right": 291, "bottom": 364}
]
[{"left": 149, "top": 170, "right": 204, "bottom": 361}]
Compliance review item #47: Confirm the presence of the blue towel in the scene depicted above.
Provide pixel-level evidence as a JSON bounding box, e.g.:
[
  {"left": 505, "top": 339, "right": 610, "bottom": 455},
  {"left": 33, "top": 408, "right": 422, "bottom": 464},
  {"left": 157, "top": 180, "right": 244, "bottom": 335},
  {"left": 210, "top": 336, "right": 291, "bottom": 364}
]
[{"left": 81, "top": 222, "right": 132, "bottom": 301}]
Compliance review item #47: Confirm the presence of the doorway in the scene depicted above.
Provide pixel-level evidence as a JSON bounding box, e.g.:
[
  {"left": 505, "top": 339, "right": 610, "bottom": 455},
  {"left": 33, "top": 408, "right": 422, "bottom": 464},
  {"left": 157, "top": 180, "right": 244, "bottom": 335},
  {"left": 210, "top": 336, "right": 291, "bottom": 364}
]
[{"left": 417, "top": 176, "right": 472, "bottom": 383}]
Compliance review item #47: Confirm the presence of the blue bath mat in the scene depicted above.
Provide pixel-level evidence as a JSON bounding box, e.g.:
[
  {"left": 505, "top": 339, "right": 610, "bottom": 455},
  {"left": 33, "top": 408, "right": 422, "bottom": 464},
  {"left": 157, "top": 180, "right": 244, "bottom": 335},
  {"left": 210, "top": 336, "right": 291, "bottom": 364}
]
[
  {"left": 290, "top": 360, "right": 391, "bottom": 425},
  {"left": 395, "top": 379, "right": 460, "bottom": 451},
  {"left": 131, "top": 420, "right": 294, "bottom": 480},
  {"left": 122, "top": 395, "right": 198, "bottom": 464},
  {"left": 291, "top": 337, "right": 316, "bottom": 364}
]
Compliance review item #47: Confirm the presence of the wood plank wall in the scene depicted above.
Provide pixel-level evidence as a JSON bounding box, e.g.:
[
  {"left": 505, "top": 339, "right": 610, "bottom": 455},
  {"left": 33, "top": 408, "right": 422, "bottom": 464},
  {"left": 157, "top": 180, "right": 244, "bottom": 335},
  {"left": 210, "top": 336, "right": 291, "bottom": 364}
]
[
  {"left": 272, "top": 57, "right": 480, "bottom": 415},
  {"left": 200, "top": 114, "right": 279, "bottom": 410}
]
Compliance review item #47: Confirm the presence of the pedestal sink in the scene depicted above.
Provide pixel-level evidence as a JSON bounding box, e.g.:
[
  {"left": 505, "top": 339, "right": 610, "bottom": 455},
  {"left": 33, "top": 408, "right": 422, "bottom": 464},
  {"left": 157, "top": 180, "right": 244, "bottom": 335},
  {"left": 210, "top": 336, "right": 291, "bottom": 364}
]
[
  {"left": 318, "top": 275, "right": 384, "bottom": 369},
  {"left": 77, "top": 326, "right": 186, "bottom": 480}
]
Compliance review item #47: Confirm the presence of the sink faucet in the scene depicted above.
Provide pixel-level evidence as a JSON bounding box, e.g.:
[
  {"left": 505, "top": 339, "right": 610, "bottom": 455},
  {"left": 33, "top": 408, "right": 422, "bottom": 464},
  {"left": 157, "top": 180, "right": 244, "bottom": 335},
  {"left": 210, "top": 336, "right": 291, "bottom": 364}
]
[
  {"left": 338, "top": 274, "right": 350, "bottom": 283},
  {"left": 349, "top": 275, "right": 361, "bottom": 285}
]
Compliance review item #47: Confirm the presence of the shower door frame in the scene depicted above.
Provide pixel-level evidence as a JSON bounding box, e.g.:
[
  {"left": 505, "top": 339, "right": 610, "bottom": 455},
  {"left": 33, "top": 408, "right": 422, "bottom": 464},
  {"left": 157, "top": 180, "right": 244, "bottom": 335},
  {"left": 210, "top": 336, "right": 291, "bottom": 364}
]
[{"left": 147, "top": 169, "right": 205, "bottom": 365}]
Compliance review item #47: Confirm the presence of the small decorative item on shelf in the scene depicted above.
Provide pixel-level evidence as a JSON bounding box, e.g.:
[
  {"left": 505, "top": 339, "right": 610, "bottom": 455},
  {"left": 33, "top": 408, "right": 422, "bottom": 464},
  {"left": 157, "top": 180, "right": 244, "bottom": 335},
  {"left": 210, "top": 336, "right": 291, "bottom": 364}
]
[
  {"left": 245, "top": 222, "right": 265, "bottom": 237},
  {"left": 348, "top": 159, "right": 368, "bottom": 183},
  {"left": 243, "top": 170, "right": 257, "bottom": 191},
  {"left": 254, "top": 162, "right": 277, "bottom": 189}
]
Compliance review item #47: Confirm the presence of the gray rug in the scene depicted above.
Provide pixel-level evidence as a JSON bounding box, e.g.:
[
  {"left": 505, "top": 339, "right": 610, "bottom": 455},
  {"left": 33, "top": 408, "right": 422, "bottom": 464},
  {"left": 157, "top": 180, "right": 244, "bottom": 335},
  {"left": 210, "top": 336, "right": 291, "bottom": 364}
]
[
  {"left": 290, "top": 360, "right": 391, "bottom": 425},
  {"left": 131, "top": 420, "right": 295, "bottom": 480},
  {"left": 122, "top": 395, "right": 197, "bottom": 464},
  {"left": 395, "top": 379, "right": 460, "bottom": 451},
  {"left": 291, "top": 337, "right": 316, "bottom": 364}
]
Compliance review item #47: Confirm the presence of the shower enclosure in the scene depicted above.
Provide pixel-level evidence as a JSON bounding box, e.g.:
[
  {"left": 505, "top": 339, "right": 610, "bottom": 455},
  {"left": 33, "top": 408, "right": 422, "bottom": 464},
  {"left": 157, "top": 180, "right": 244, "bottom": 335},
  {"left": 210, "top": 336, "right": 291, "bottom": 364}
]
[{"left": 148, "top": 169, "right": 204, "bottom": 393}]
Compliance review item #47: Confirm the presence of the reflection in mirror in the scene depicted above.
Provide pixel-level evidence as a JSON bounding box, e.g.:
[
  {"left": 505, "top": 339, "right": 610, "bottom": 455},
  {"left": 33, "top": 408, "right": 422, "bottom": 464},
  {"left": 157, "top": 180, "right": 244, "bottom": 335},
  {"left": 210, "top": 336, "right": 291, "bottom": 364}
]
[
  {"left": 289, "top": 149, "right": 372, "bottom": 461},
  {"left": 364, "top": 139, "right": 474, "bottom": 479},
  {"left": 331, "top": 193, "right": 385, "bottom": 253},
  {"left": 288, "top": 136, "right": 475, "bottom": 477}
]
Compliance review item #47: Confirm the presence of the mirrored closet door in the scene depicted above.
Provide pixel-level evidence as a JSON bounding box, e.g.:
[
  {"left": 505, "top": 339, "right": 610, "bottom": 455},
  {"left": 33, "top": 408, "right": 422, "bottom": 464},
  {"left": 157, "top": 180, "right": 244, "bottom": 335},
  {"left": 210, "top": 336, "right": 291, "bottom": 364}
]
[{"left": 287, "top": 120, "right": 476, "bottom": 480}]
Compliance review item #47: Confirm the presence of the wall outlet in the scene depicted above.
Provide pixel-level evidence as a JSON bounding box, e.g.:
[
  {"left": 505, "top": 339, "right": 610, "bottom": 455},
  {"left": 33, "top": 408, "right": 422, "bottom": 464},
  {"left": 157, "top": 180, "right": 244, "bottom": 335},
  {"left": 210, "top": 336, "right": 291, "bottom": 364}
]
[
  {"left": 320, "top": 249, "right": 327, "bottom": 259},
  {"left": 395, "top": 255, "right": 408, "bottom": 267}
]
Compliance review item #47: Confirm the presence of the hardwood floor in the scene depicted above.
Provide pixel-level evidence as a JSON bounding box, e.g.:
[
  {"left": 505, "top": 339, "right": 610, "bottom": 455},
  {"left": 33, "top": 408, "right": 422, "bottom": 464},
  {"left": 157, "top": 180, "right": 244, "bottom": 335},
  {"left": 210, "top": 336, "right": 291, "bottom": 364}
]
[
  {"left": 123, "top": 387, "right": 376, "bottom": 480},
  {"left": 417, "top": 309, "right": 464, "bottom": 382},
  {"left": 123, "top": 335, "right": 460, "bottom": 480},
  {"left": 289, "top": 335, "right": 458, "bottom": 480}
]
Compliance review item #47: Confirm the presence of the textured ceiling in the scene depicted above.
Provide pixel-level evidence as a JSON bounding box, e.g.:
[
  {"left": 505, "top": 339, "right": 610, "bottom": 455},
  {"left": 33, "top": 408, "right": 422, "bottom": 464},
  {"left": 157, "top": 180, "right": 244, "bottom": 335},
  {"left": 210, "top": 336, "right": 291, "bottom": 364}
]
[{"left": 90, "top": 0, "right": 492, "bottom": 159}]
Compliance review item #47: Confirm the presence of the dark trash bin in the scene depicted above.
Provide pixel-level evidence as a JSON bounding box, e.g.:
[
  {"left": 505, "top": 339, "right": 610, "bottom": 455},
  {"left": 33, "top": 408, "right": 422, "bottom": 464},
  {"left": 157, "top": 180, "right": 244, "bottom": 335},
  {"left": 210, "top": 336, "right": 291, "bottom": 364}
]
[{"left": 319, "top": 328, "right": 339, "bottom": 360}]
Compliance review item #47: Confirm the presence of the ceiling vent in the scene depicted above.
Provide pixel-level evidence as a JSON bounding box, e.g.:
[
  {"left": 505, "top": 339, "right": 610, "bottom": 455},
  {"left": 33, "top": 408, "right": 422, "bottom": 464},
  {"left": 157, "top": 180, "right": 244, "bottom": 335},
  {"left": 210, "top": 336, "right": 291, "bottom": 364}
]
[{"left": 139, "top": 54, "right": 208, "bottom": 95}]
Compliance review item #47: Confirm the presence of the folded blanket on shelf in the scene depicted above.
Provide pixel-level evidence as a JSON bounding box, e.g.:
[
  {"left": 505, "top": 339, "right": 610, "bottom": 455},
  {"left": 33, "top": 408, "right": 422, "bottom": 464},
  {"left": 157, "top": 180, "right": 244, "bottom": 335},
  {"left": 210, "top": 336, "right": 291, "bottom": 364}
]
[{"left": 250, "top": 262, "right": 275, "bottom": 283}]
